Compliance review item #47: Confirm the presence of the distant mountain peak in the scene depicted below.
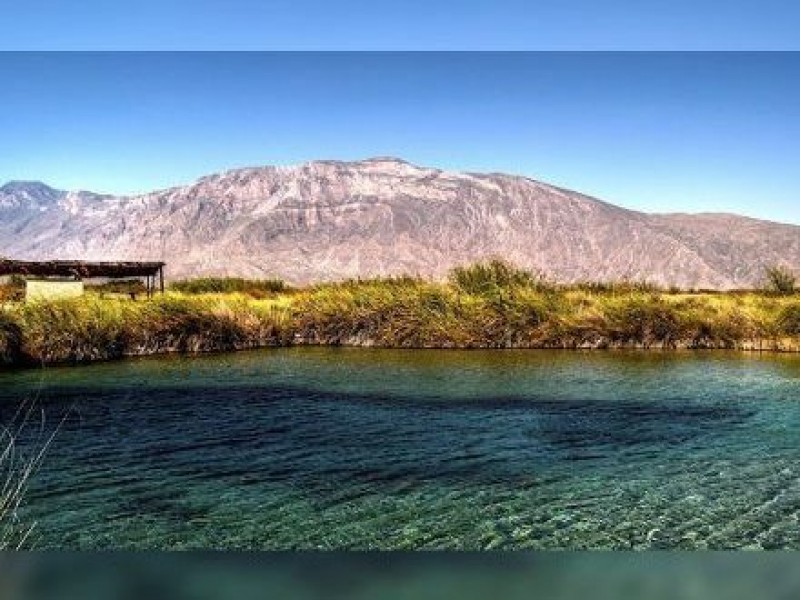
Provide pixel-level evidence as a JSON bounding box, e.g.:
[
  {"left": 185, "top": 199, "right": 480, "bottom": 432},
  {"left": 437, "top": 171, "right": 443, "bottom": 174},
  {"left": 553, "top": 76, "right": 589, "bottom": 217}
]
[
  {"left": 0, "top": 180, "right": 64, "bottom": 209},
  {"left": 309, "top": 156, "right": 413, "bottom": 165},
  {"left": 1, "top": 158, "right": 799, "bottom": 288},
  {"left": 0, "top": 180, "right": 59, "bottom": 194},
  {"left": 360, "top": 156, "right": 414, "bottom": 165}
]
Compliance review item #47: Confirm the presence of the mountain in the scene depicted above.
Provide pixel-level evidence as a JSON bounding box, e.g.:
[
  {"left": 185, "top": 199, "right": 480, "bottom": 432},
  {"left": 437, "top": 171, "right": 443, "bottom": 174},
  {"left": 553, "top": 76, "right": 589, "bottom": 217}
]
[
  {"left": 1, "top": 157, "right": 798, "bottom": 288},
  {"left": 0, "top": 181, "right": 64, "bottom": 210}
]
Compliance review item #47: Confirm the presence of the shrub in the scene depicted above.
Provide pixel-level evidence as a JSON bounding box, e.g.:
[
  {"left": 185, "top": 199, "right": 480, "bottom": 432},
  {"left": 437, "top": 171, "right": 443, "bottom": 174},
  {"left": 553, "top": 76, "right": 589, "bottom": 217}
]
[
  {"left": 16, "top": 297, "right": 128, "bottom": 363},
  {"left": 449, "top": 260, "right": 547, "bottom": 296},
  {"left": 87, "top": 278, "right": 147, "bottom": 296},
  {"left": 171, "top": 277, "right": 287, "bottom": 297},
  {"left": 571, "top": 279, "right": 662, "bottom": 295},
  {"left": 0, "top": 275, "right": 25, "bottom": 303},
  {"left": 764, "top": 265, "right": 797, "bottom": 295},
  {"left": 6, "top": 271, "right": 800, "bottom": 364},
  {"left": 292, "top": 276, "right": 555, "bottom": 348},
  {"left": 677, "top": 302, "right": 758, "bottom": 348},
  {"left": 473, "top": 290, "right": 551, "bottom": 346},
  {"left": 777, "top": 304, "right": 800, "bottom": 335},
  {"left": 125, "top": 295, "right": 293, "bottom": 353},
  {"left": 0, "top": 311, "right": 22, "bottom": 363},
  {"left": 293, "top": 279, "right": 449, "bottom": 346},
  {"left": 8, "top": 294, "right": 293, "bottom": 364},
  {"left": 603, "top": 295, "right": 683, "bottom": 346}
]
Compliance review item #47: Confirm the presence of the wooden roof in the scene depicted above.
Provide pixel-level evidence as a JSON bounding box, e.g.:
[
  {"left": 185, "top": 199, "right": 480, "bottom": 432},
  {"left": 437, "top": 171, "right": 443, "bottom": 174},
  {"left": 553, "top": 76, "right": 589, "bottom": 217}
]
[{"left": 0, "top": 259, "right": 165, "bottom": 279}]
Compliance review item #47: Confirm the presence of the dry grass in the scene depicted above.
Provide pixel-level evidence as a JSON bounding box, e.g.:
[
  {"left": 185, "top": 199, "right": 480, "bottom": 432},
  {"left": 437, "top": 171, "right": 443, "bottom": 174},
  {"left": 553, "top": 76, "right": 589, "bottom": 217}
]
[
  {"left": 169, "top": 277, "right": 288, "bottom": 297},
  {"left": 1, "top": 400, "right": 61, "bottom": 550},
  {"left": 2, "top": 261, "right": 800, "bottom": 365},
  {"left": 1, "top": 293, "right": 293, "bottom": 365}
]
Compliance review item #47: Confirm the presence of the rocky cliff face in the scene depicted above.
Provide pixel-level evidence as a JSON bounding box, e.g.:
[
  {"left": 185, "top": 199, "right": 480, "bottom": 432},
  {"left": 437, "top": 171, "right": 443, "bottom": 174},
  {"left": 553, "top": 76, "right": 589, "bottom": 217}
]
[{"left": 1, "top": 158, "right": 798, "bottom": 288}]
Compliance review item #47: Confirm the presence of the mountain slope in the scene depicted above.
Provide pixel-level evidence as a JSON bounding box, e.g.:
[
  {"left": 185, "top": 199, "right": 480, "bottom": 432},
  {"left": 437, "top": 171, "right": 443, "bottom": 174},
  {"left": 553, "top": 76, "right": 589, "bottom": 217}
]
[{"left": 1, "top": 158, "right": 798, "bottom": 288}]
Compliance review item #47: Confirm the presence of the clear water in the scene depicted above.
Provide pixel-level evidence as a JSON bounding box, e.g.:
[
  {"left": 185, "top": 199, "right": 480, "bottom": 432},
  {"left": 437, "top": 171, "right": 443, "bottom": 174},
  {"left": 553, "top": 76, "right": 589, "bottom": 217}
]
[{"left": 2, "top": 348, "right": 800, "bottom": 549}]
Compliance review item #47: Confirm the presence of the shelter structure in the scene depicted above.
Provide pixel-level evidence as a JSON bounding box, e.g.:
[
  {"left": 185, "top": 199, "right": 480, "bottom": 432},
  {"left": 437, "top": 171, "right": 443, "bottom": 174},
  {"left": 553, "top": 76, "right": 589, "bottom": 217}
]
[{"left": 0, "top": 259, "right": 166, "bottom": 300}]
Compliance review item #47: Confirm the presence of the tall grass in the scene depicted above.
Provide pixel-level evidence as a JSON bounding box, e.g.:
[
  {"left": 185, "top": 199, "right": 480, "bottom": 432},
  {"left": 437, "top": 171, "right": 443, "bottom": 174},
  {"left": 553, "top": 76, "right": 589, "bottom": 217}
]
[
  {"left": 777, "top": 304, "right": 800, "bottom": 335},
  {"left": 1, "top": 400, "right": 60, "bottom": 550},
  {"left": 170, "top": 277, "right": 287, "bottom": 298},
  {"left": 292, "top": 269, "right": 557, "bottom": 348},
  {"left": 293, "top": 263, "right": 800, "bottom": 350},
  {"left": 0, "top": 275, "right": 24, "bottom": 304},
  {"left": 764, "top": 265, "right": 797, "bottom": 295},
  {"left": 449, "top": 259, "right": 549, "bottom": 295},
  {"left": 0, "top": 312, "right": 22, "bottom": 365},
  {"left": 4, "top": 294, "right": 293, "bottom": 365},
  {"left": 86, "top": 278, "right": 147, "bottom": 296},
  {"left": 3, "top": 260, "right": 800, "bottom": 364}
]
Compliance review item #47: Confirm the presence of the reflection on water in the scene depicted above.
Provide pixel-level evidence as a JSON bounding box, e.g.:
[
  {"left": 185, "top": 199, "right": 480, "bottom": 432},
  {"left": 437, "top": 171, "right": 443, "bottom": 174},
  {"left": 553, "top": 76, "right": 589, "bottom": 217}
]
[{"left": 2, "top": 348, "right": 800, "bottom": 549}]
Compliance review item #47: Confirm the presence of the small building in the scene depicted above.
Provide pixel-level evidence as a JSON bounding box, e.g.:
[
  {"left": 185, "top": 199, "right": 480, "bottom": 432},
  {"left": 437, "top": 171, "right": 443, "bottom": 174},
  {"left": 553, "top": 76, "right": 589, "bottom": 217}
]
[
  {"left": 0, "top": 259, "right": 166, "bottom": 301},
  {"left": 25, "top": 278, "right": 85, "bottom": 301}
]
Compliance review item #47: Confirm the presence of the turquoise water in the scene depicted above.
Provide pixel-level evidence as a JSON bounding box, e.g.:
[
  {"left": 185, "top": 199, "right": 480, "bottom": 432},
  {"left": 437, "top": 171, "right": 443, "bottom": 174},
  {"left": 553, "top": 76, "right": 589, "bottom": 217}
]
[{"left": 3, "top": 348, "right": 800, "bottom": 549}]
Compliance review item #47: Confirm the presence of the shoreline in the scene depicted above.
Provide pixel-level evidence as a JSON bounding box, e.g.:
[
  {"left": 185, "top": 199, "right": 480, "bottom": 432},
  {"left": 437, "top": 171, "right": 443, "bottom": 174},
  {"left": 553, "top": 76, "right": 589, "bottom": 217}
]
[
  {"left": 4, "top": 263, "right": 800, "bottom": 369},
  {"left": 4, "top": 334, "right": 800, "bottom": 370}
]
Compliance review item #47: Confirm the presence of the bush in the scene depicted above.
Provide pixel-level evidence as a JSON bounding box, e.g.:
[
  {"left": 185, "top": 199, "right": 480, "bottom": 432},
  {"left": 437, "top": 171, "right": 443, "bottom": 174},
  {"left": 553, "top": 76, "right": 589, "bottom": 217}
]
[
  {"left": 764, "top": 265, "right": 796, "bottom": 295},
  {"left": 10, "top": 294, "right": 294, "bottom": 364},
  {"left": 0, "top": 275, "right": 25, "bottom": 303},
  {"left": 472, "top": 290, "right": 551, "bottom": 346},
  {"left": 604, "top": 295, "right": 683, "bottom": 346},
  {"left": 292, "top": 276, "right": 554, "bottom": 348},
  {"left": 572, "top": 279, "right": 662, "bottom": 295},
  {"left": 6, "top": 268, "right": 800, "bottom": 365},
  {"left": 777, "top": 304, "right": 800, "bottom": 335},
  {"left": 87, "top": 279, "right": 147, "bottom": 296},
  {"left": 0, "top": 311, "right": 22, "bottom": 363},
  {"left": 293, "top": 280, "right": 449, "bottom": 346},
  {"left": 677, "top": 302, "right": 757, "bottom": 348},
  {"left": 171, "top": 277, "right": 287, "bottom": 298},
  {"left": 16, "top": 297, "right": 128, "bottom": 363},
  {"left": 449, "top": 260, "right": 547, "bottom": 296},
  {"left": 123, "top": 295, "right": 293, "bottom": 354}
]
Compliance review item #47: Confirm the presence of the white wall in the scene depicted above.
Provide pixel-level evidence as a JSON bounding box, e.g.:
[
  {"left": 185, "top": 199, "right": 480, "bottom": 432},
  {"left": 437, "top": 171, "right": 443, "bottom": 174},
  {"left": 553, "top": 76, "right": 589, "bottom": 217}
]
[{"left": 25, "top": 279, "right": 84, "bottom": 301}]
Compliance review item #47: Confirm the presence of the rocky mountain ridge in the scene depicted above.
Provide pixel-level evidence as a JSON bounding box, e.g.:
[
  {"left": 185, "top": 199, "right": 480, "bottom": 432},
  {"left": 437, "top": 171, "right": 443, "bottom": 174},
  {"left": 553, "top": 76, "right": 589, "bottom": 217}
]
[{"left": 1, "top": 157, "right": 798, "bottom": 288}]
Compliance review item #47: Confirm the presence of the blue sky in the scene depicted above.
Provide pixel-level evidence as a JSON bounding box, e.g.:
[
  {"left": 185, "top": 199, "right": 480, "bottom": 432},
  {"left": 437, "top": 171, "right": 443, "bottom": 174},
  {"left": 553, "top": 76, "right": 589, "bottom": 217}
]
[
  {"left": 1, "top": 52, "right": 799, "bottom": 224},
  {"left": 1, "top": 1, "right": 799, "bottom": 50}
]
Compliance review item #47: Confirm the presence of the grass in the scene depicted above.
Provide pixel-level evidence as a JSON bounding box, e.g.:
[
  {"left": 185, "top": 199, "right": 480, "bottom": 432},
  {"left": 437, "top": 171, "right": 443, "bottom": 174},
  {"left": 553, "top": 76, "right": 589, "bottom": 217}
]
[
  {"left": 0, "top": 275, "right": 24, "bottom": 304},
  {"left": 86, "top": 278, "right": 147, "bottom": 297},
  {"left": 1, "top": 399, "right": 61, "bottom": 550},
  {"left": 170, "top": 277, "right": 288, "bottom": 297},
  {"left": 2, "top": 261, "right": 800, "bottom": 366},
  {"left": 1, "top": 293, "right": 293, "bottom": 365}
]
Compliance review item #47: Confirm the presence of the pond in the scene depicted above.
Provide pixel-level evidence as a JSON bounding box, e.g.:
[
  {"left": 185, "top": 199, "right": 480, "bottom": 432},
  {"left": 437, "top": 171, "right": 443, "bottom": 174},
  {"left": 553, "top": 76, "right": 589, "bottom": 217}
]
[{"left": 2, "top": 348, "right": 800, "bottom": 549}]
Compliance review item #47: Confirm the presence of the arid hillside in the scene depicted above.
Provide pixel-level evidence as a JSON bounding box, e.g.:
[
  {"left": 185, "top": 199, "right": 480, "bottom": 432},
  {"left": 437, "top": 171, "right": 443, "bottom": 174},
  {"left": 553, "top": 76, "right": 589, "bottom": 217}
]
[{"left": 2, "top": 157, "right": 798, "bottom": 287}]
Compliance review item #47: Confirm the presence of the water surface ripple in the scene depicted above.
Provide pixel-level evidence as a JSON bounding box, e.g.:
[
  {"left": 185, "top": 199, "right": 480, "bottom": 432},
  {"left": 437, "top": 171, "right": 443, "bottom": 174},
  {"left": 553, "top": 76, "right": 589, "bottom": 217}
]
[{"left": 2, "top": 348, "right": 800, "bottom": 549}]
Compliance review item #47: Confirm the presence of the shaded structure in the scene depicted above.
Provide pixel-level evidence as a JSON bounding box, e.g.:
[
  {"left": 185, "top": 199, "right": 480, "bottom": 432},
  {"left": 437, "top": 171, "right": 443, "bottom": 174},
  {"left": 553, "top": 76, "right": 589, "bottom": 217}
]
[{"left": 0, "top": 259, "right": 166, "bottom": 298}]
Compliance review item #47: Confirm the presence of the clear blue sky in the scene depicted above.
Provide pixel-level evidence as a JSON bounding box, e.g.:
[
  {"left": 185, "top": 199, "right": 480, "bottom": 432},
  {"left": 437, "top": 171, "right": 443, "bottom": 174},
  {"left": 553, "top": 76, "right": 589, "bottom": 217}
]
[
  {"left": 0, "top": 1, "right": 799, "bottom": 50},
  {"left": 1, "top": 52, "right": 799, "bottom": 224}
]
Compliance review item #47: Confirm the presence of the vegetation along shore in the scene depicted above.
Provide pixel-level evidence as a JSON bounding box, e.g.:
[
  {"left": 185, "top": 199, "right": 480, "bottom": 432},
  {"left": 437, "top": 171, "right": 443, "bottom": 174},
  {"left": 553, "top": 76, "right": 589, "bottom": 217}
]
[{"left": 2, "top": 261, "right": 800, "bottom": 367}]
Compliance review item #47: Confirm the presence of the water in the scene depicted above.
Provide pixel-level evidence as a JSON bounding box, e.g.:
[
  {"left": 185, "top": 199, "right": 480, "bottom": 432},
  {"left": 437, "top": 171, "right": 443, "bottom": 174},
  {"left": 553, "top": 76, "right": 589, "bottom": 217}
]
[{"left": 2, "top": 348, "right": 800, "bottom": 549}]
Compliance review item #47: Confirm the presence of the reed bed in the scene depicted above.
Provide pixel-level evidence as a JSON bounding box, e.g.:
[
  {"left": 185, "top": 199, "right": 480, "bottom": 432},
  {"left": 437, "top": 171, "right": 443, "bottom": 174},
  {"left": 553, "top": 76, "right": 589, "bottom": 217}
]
[
  {"left": 2, "top": 262, "right": 800, "bottom": 366},
  {"left": 1, "top": 294, "right": 293, "bottom": 365}
]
